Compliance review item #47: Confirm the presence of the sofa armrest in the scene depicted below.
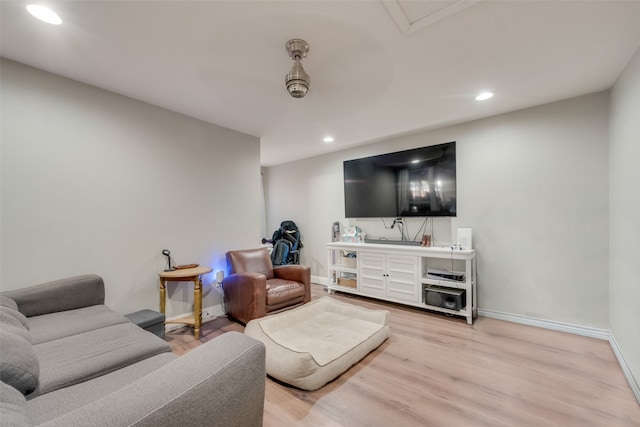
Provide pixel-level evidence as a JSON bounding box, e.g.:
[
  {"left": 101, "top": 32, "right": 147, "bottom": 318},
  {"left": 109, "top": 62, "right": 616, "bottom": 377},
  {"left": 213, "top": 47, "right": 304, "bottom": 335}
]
[
  {"left": 38, "top": 332, "right": 266, "bottom": 427},
  {"left": 1, "top": 275, "right": 105, "bottom": 317},
  {"left": 274, "top": 265, "right": 311, "bottom": 303},
  {"left": 222, "top": 273, "right": 267, "bottom": 324}
]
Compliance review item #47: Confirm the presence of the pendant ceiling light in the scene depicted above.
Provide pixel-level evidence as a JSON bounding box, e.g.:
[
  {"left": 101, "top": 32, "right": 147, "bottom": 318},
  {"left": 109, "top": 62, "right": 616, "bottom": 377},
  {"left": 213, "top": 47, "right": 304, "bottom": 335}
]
[{"left": 285, "top": 39, "right": 310, "bottom": 98}]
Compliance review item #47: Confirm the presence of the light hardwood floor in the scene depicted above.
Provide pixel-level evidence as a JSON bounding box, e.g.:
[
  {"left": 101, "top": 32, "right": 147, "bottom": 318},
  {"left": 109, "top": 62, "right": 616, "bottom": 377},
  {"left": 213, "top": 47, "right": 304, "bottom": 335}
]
[{"left": 166, "top": 285, "right": 640, "bottom": 427}]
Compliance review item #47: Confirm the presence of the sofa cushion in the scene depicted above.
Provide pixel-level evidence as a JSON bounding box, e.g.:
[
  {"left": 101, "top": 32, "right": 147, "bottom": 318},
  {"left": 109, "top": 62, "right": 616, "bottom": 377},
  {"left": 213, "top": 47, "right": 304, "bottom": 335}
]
[
  {"left": 0, "top": 295, "right": 19, "bottom": 311},
  {"left": 26, "top": 352, "right": 176, "bottom": 425},
  {"left": 0, "top": 302, "right": 29, "bottom": 330},
  {"left": 1, "top": 275, "right": 105, "bottom": 317},
  {"left": 0, "top": 308, "right": 32, "bottom": 343},
  {"left": 28, "top": 332, "right": 265, "bottom": 427},
  {"left": 31, "top": 323, "right": 171, "bottom": 398},
  {"left": 0, "top": 329, "right": 40, "bottom": 396},
  {"left": 0, "top": 380, "right": 30, "bottom": 427},
  {"left": 27, "top": 305, "right": 129, "bottom": 345}
]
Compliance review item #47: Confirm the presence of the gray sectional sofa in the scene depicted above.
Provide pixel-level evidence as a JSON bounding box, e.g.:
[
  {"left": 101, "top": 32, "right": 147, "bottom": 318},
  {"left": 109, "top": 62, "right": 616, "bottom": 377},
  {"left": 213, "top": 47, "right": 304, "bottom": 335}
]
[{"left": 0, "top": 274, "right": 266, "bottom": 427}]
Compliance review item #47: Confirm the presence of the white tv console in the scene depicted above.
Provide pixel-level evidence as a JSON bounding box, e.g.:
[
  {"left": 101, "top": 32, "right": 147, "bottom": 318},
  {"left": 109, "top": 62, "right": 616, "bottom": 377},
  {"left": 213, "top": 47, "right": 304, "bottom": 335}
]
[{"left": 327, "top": 242, "right": 477, "bottom": 324}]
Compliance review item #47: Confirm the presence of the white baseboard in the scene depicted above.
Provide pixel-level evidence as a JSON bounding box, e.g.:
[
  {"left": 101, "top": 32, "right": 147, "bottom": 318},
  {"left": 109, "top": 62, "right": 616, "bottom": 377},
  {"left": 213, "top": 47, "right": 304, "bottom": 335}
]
[
  {"left": 164, "top": 304, "right": 225, "bottom": 332},
  {"left": 478, "top": 308, "right": 639, "bottom": 404},
  {"left": 311, "top": 275, "right": 328, "bottom": 286},
  {"left": 478, "top": 308, "right": 611, "bottom": 340},
  {"left": 609, "top": 332, "right": 640, "bottom": 404}
]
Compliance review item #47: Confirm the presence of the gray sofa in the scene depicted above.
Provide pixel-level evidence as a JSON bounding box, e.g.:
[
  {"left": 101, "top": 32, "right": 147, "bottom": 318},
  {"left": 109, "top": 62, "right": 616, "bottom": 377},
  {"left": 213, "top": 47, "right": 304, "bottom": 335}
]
[{"left": 0, "top": 274, "right": 266, "bottom": 427}]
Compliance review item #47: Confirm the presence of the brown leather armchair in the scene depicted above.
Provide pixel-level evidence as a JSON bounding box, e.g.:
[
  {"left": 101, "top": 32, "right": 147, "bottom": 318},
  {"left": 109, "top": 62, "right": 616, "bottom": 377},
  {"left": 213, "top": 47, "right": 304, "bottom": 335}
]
[{"left": 223, "top": 248, "right": 311, "bottom": 324}]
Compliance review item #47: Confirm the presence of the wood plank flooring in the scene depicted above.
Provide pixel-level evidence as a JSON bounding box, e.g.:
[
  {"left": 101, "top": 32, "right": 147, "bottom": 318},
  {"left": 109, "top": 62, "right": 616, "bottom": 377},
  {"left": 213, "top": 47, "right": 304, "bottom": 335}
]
[{"left": 166, "top": 285, "right": 640, "bottom": 427}]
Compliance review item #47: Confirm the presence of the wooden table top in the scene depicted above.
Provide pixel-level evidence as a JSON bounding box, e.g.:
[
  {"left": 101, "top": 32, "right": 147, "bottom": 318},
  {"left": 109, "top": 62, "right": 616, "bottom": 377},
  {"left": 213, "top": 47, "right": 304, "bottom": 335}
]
[{"left": 158, "top": 266, "right": 212, "bottom": 279}]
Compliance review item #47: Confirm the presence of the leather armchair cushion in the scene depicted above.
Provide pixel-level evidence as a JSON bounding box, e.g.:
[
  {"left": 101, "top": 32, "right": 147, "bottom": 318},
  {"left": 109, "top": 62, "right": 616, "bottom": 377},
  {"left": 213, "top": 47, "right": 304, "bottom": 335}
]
[
  {"left": 274, "top": 265, "right": 308, "bottom": 283},
  {"left": 266, "top": 279, "right": 305, "bottom": 306},
  {"left": 227, "top": 249, "right": 275, "bottom": 280}
]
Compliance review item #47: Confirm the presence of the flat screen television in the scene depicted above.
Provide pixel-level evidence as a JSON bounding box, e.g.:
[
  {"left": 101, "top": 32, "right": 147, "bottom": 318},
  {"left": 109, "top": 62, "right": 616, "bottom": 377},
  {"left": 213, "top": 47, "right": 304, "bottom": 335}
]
[{"left": 344, "top": 141, "right": 456, "bottom": 218}]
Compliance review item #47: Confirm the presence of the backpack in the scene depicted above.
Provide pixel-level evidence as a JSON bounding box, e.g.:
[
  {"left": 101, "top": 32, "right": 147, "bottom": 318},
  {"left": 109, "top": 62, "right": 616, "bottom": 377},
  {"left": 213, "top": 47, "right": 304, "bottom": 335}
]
[
  {"left": 265, "top": 220, "right": 303, "bottom": 265},
  {"left": 271, "top": 239, "right": 292, "bottom": 266}
]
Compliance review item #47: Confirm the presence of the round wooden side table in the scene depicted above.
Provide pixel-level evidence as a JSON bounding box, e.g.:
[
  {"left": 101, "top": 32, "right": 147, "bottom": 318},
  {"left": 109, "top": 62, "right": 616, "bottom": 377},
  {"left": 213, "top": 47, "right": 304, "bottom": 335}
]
[{"left": 159, "top": 266, "right": 212, "bottom": 340}]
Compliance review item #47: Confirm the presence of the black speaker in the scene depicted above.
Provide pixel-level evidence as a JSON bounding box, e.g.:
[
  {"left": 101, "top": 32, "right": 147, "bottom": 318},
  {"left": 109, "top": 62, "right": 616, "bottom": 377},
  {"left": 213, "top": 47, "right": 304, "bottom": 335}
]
[{"left": 424, "top": 286, "right": 466, "bottom": 311}]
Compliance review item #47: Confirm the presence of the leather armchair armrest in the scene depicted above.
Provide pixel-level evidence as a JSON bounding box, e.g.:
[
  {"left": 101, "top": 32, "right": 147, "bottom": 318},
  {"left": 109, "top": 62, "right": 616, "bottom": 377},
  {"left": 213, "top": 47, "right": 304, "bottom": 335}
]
[
  {"left": 274, "top": 265, "right": 311, "bottom": 303},
  {"left": 222, "top": 273, "right": 267, "bottom": 324}
]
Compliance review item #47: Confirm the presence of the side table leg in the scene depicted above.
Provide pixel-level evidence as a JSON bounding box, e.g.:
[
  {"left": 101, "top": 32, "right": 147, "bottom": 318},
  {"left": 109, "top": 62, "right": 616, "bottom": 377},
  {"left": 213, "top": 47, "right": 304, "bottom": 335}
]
[
  {"left": 159, "top": 279, "right": 166, "bottom": 315},
  {"left": 159, "top": 278, "right": 167, "bottom": 336},
  {"left": 193, "top": 277, "right": 202, "bottom": 340}
]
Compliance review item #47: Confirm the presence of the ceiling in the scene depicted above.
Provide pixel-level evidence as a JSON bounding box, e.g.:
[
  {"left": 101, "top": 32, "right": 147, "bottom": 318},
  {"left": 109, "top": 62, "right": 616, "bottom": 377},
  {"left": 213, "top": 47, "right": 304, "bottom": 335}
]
[{"left": 2, "top": 1, "right": 640, "bottom": 166}]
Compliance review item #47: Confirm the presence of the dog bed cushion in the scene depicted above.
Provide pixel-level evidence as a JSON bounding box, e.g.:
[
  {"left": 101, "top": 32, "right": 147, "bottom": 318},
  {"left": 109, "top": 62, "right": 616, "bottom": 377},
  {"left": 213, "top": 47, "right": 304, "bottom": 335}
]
[{"left": 244, "top": 297, "right": 389, "bottom": 390}]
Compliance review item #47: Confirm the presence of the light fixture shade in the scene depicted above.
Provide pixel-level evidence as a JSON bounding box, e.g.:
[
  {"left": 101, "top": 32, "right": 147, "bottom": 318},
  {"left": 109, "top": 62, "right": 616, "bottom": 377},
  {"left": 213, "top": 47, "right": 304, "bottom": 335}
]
[
  {"left": 285, "top": 39, "right": 310, "bottom": 98},
  {"left": 285, "top": 60, "right": 310, "bottom": 98},
  {"left": 26, "top": 4, "right": 62, "bottom": 25}
]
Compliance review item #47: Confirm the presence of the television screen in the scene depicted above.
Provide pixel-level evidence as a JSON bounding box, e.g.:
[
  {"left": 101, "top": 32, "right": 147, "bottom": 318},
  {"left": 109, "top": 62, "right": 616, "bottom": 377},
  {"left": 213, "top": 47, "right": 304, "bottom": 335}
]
[{"left": 344, "top": 142, "right": 456, "bottom": 218}]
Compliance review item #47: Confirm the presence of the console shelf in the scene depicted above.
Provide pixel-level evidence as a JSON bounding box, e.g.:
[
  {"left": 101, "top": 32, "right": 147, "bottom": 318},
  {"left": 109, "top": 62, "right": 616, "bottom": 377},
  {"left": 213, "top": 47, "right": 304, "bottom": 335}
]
[
  {"left": 327, "top": 242, "right": 477, "bottom": 324},
  {"left": 329, "top": 264, "right": 357, "bottom": 274}
]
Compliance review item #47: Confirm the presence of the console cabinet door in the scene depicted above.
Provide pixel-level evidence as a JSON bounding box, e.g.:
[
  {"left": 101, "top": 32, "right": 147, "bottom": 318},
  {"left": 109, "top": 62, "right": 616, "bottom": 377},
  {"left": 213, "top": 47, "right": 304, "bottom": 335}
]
[
  {"left": 358, "top": 251, "right": 386, "bottom": 297},
  {"left": 386, "top": 255, "right": 419, "bottom": 302}
]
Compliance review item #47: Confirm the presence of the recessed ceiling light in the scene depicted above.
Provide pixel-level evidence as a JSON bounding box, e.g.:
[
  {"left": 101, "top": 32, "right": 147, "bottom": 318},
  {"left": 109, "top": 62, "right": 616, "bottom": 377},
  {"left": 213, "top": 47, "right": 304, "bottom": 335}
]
[
  {"left": 475, "top": 92, "right": 494, "bottom": 101},
  {"left": 26, "top": 5, "right": 62, "bottom": 25},
  {"left": 323, "top": 136, "right": 334, "bottom": 143}
]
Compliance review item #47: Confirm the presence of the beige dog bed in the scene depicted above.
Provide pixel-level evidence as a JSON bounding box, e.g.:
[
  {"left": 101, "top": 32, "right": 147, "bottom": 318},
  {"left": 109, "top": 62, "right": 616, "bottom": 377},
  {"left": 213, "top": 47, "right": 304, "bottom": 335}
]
[{"left": 244, "top": 297, "right": 390, "bottom": 390}]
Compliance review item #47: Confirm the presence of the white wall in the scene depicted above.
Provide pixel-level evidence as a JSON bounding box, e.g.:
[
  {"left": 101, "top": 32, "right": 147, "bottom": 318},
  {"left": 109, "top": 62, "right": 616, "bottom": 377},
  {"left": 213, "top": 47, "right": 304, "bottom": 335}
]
[
  {"left": 264, "top": 92, "right": 610, "bottom": 328},
  {"left": 0, "top": 59, "right": 262, "bottom": 318},
  {"left": 609, "top": 48, "right": 640, "bottom": 388}
]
